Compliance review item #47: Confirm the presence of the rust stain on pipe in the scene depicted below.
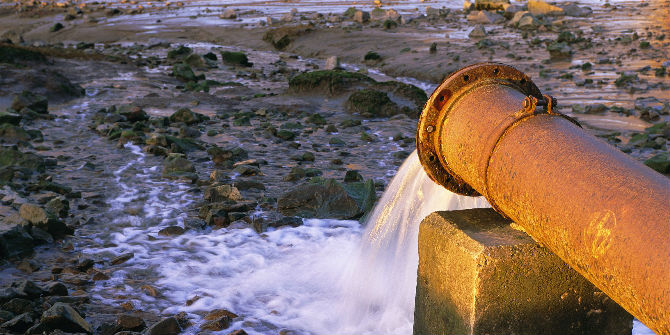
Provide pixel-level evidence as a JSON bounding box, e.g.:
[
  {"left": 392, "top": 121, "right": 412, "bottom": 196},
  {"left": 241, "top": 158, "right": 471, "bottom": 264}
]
[{"left": 416, "top": 63, "right": 670, "bottom": 335}]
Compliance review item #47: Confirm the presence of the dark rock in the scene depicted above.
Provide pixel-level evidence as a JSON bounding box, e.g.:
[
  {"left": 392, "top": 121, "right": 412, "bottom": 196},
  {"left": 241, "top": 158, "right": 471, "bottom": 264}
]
[
  {"left": 546, "top": 42, "right": 572, "bottom": 59},
  {"left": 0, "top": 44, "right": 46, "bottom": 65},
  {"left": 116, "top": 314, "right": 145, "bottom": 332},
  {"left": 1, "top": 298, "right": 34, "bottom": 314},
  {"left": 262, "top": 25, "right": 313, "bottom": 50},
  {"left": 0, "top": 111, "right": 22, "bottom": 125},
  {"left": 200, "top": 315, "right": 233, "bottom": 331},
  {"left": 221, "top": 51, "right": 253, "bottom": 67},
  {"left": 76, "top": 258, "right": 95, "bottom": 272},
  {"left": 167, "top": 46, "right": 192, "bottom": 61},
  {"left": 19, "top": 203, "right": 68, "bottom": 237},
  {"left": 184, "top": 53, "right": 205, "bottom": 68},
  {"left": 363, "top": 51, "right": 381, "bottom": 61},
  {"left": 1, "top": 312, "right": 33, "bottom": 333},
  {"left": 165, "top": 135, "right": 204, "bottom": 153},
  {"left": 233, "top": 179, "right": 265, "bottom": 191},
  {"left": 2, "top": 151, "right": 44, "bottom": 177},
  {"left": 50, "top": 23, "right": 64, "bottom": 32},
  {"left": 277, "top": 179, "right": 362, "bottom": 219},
  {"left": 283, "top": 167, "right": 306, "bottom": 181},
  {"left": 158, "top": 226, "right": 185, "bottom": 236},
  {"left": 118, "top": 105, "right": 149, "bottom": 123},
  {"left": 207, "top": 146, "right": 248, "bottom": 167},
  {"left": 44, "top": 282, "right": 68, "bottom": 296},
  {"left": 0, "top": 224, "right": 34, "bottom": 259},
  {"left": 46, "top": 197, "right": 69, "bottom": 218},
  {"left": 172, "top": 63, "right": 197, "bottom": 82},
  {"left": 39, "top": 302, "right": 92, "bottom": 333},
  {"left": 0, "top": 288, "right": 25, "bottom": 304},
  {"left": 11, "top": 91, "right": 48, "bottom": 114},
  {"left": 111, "top": 253, "right": 134, "bottom": 265},
  {"left": 0, "top": 124, "right": 31, "bottom": 142},
  {"left": 644, "top": 153, "right": 670, "bottom": 174},
  {"left": 162, "top": 154, "right": 196, "bottom": 182},
  {"left": 145, "top": 317, "right": 181, "bottom": 335},
  {"left": 276, "top": 129, "right": 296, "bottom": 141},
  {"left": 346, "top": 89, "right": 400, "bottom": 118},
  {"left": 0, "top": 309, "right": 14, "bottom": 323},
  {"left": 344, "top": 170, "right": 364, "bottom": 182},
  {"left": 169, "top": 107, "right": 208, "bottom": 125},
  {"left": 44, "top": 295, "right": 90, "bottom": 306},
  {"left": 233, "top": 165, "right": 261, "bottom": 176},
  {"left": 10, "top": 280, "right": 43, "bottom": 298},
  {"left": 268, "top": 216, "right": 303, "bottom": 229},
  {"left": 288, "top": 70, "right": 374, "bottom": 95},
  {"left": 228, "top": 329, "right": 248, "bottom": 335},
  {"left": 179, "top": 126, "right": 201, "bottom": 138}
]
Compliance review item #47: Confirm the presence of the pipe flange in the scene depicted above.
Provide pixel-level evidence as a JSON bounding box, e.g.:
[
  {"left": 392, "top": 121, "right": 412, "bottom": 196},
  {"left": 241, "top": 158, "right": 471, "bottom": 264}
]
[{"left": 416, "top": 62, "right": 543, "bottom": 196}]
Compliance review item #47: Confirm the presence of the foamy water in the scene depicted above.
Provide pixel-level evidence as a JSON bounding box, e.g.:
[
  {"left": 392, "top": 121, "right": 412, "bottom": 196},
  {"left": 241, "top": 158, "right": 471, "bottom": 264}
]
[{"left": 82, "top": 148, "right": 490, "bottom": 334}]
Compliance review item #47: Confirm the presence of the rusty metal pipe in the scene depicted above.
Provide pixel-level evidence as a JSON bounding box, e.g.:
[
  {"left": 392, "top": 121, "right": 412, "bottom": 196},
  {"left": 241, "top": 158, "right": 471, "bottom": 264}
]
[{"left": 416, "top": 63, "right": 670, "bottom": 334}]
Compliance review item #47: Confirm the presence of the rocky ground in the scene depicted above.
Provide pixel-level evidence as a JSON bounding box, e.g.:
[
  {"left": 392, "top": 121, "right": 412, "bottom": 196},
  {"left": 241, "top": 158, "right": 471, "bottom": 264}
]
[{"left": 0, "top": 0, "right": 668, "bottom": 334}]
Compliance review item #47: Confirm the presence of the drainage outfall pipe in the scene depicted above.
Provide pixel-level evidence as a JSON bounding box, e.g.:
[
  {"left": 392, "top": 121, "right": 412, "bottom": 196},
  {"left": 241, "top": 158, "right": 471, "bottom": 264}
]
[{"left": 416, "top": 63, "right": 670, "bottom": 335}]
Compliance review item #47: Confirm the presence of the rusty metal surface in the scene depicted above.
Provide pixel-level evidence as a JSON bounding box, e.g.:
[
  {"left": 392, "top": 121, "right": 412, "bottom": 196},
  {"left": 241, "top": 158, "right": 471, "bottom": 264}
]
[{"left": 416, "top": 63, "right": 670, "bottom": 334}]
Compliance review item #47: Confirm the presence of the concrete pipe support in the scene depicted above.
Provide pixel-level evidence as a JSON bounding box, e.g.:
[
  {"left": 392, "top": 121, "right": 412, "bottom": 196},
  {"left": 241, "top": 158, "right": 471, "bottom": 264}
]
[{"left": 416, "top": 63, "right": 670, "bottom": 334}]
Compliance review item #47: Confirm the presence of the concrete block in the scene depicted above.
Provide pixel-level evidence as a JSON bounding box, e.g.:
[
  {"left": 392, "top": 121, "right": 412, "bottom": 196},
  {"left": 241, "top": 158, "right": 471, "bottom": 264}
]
[{"left": 414, "top": 208, "right": 632, "bottom": 335}]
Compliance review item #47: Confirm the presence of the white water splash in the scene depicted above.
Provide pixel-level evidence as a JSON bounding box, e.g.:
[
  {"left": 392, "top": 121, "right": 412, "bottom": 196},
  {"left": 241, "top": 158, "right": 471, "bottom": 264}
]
[{"left": 154, "top": 150, "right": 489, "bottom": 334}]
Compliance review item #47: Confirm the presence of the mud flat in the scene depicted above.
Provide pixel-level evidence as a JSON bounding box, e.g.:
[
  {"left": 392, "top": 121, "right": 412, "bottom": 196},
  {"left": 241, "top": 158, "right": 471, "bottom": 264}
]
[{"left": 0, "top": 0, "right": 668, "bottom": 334}]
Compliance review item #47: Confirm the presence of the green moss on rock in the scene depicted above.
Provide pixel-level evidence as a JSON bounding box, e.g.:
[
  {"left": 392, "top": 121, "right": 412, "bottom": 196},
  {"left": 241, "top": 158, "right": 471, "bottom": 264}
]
[
  {"left": 220, "top": 51, "right": 253, "bottom": 67},
  {"left": 0, "top": 44, "right": 47, "bottom": 65},
  {"left": 345, "top": 89, "right": 399, "bottom": 118},
  {"left": 288, "top": 70, "right": 375, "bottom": 95}
]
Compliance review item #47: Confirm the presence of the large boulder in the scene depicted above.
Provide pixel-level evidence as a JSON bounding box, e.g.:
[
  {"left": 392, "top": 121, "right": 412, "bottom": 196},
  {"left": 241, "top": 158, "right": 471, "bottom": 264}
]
[
  {"left": 277, "top": 178, "right": 375, "bottom": 219},
  {"left": 345, "top": 89, "right": 400, "bottom": 118},
  {"left": 37, "top": 302, "right": 92, "bottom": 333}
]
